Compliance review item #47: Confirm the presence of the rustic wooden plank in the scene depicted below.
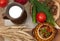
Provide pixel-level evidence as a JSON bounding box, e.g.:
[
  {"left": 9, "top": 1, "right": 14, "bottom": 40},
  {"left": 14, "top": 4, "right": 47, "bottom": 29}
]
[{"left": 0, "top": 8, "right": 4, "bottom": 26}]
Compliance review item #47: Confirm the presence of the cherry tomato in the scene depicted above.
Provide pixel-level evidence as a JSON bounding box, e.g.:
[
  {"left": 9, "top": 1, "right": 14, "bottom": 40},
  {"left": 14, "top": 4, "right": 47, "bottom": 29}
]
[
  {"left": 0, "top": 0, "right": 8, "bottom": 7},
  {"left": 14, "top": 0, "right": 28, "bottom": 5},
  {"left": 36, "top": 12, "right": 46, "bottom": 23}
]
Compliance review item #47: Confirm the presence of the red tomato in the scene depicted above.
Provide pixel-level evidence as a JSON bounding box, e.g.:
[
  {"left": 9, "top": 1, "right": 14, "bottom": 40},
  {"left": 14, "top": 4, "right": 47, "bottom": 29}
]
[
  {"left": 14, "top": 0, "right": 28, "bottom": 5},
  {"left": 36, "top": 12, "right": 46, "bottom": 23},
  {"left": 0, "top": 0, "right": 8, "bottom": 7}
]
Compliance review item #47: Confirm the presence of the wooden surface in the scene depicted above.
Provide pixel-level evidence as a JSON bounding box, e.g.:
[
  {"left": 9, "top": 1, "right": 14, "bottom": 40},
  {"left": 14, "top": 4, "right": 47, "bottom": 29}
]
[
  {"left": 0, "top": 0, "right": 60, "bottom": 41},
  {"left": 0, "top": 8, "right": 4, "bottom": 26}
]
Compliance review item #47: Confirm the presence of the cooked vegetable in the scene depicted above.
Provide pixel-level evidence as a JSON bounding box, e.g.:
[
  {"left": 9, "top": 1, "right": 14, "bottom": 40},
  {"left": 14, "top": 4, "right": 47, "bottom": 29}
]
[
  {"left": 39, "top": 26, "right": 52, "bottom": 38},
  {"left": 32, "top": 5, "right": 37, "bottom": 23},
  {"left": 0, "top": 0, "right": 8, "bottom": 7},
  {"left": 36, "top": 12, "right": 46, "bottom": 23}
]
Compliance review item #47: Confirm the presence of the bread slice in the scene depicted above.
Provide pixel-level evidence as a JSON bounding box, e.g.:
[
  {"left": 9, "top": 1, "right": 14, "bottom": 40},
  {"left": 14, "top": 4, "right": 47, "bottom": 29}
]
[
  {"left": 56, "top": 0, "right": 60, "bottom": 4},
  {"left": 53, "top": 0, "right": 60, "bottom": 21}
]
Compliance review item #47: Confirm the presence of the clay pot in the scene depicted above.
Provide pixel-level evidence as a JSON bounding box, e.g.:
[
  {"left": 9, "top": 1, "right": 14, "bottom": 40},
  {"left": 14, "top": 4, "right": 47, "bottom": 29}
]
[{"left": 5, "top": 2, "right": 27, "bottom": 24}]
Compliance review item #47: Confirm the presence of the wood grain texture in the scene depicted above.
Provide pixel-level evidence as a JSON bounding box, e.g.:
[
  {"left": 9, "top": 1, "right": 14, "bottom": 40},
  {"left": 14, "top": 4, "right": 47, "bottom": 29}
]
[
  {"left": 0, "top": 36, "right": 4, "bottom": 41},
  {"left": 0, "top": 8, "right": 4, "bottom": 26},
  {"left": 0, "top": 0, "right": 60, "bottom": 41}
]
